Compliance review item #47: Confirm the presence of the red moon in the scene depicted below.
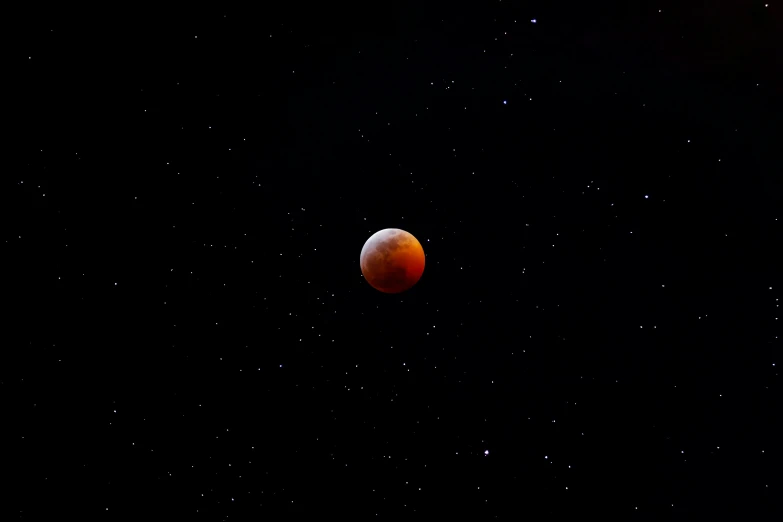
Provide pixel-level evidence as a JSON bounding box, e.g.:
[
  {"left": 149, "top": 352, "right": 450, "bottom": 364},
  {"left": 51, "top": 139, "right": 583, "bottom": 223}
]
[{"left": 360, "top": 228, "right": 425, "bottom": 293}]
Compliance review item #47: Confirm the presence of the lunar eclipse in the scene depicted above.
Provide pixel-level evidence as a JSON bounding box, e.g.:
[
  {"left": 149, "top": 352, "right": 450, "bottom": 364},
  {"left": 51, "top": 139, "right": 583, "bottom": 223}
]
[{"left": 360, "top": 228, "right": 425, "bottom": 293}]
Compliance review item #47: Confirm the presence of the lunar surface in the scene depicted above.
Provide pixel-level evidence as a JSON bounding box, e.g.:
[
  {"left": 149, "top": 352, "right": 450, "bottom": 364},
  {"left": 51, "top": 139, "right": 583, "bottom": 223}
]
[{"left": 360, "top": 228, "right": 426, "bottom": 293}]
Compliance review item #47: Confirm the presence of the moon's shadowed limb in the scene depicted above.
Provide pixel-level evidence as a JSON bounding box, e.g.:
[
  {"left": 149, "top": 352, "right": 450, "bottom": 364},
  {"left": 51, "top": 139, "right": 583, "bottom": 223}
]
[{"left": 360, "top": 229, "right": 426, "bottom": 293}]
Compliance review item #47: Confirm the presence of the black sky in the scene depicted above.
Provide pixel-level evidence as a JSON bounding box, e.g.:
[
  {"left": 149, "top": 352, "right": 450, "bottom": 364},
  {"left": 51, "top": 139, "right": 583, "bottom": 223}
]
[{"left": 11, "top": 2, "right": 782, "bottom": 519}]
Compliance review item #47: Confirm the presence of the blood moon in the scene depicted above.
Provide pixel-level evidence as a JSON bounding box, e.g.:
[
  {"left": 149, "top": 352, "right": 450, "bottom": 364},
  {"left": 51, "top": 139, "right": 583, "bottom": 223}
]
[{"left": 360, "top": 228, "right": 425, "bottom": 293}]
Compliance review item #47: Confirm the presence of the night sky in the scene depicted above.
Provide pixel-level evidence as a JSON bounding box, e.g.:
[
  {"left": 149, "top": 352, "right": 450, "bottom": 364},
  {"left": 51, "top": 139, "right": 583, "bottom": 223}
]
[{"left": 12, "top": 2, "right": 781, "bottom": 519}]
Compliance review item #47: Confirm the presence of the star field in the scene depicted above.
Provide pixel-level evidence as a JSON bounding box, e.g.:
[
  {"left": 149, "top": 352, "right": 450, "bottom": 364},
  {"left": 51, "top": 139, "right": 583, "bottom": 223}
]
[{"left": 11, "top": 2, "right": 781, "bottom": 519}]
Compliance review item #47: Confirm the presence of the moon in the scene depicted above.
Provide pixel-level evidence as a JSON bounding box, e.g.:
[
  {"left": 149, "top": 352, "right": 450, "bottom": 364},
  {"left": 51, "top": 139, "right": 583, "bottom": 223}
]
[{"left": 360, "top": 228, "right": 426, "bottom": 293}]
